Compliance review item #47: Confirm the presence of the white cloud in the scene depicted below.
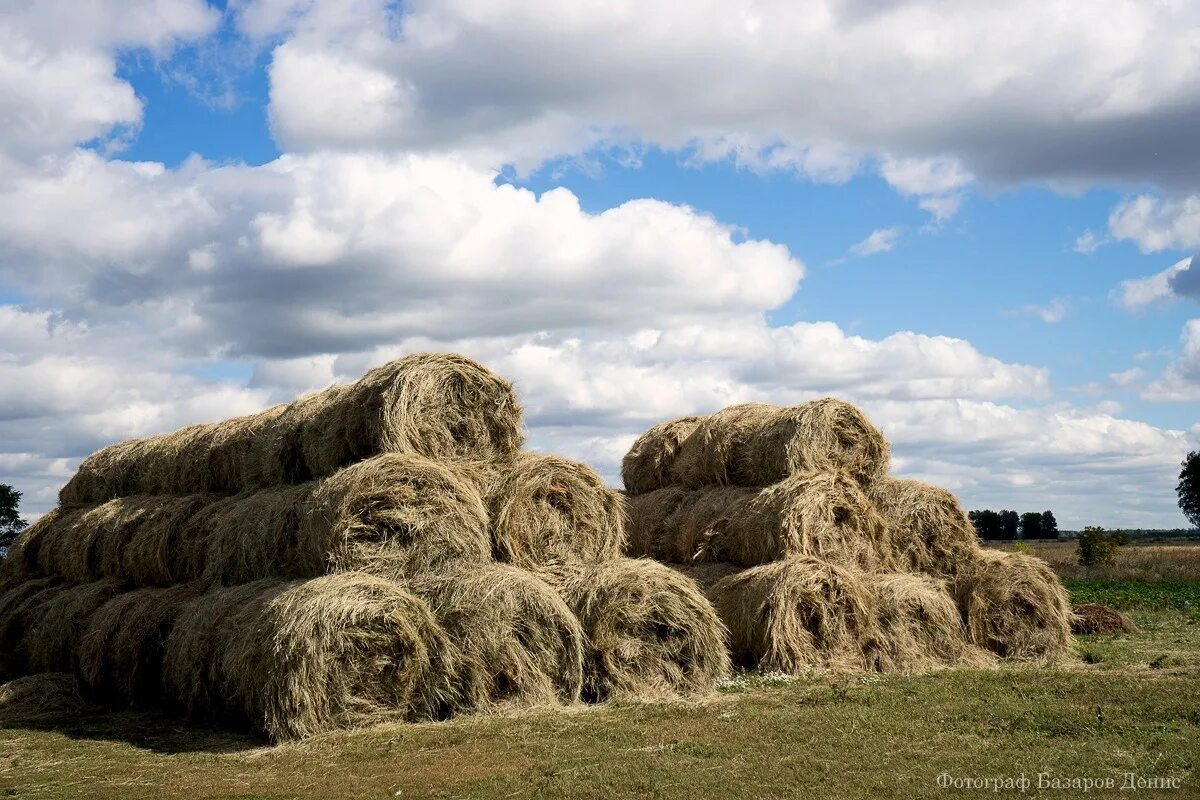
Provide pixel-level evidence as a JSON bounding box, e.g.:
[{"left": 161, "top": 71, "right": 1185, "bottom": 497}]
[
  {"left": 1143, "top": 319, "right": 1200, "bottom": 402},
  {"left": 1109, "top": 195, "right": 1200, "bottom": 253},
  {"left": 1074, "top": 230, "right": 1107, "bottom": 254},
  {"left": 1019, "top": 298, "right": 1069, "bottom": 324},
  {"left": 1113, "top": 256, "right": 1197, "bottom": 311},
  {"left": 849, "top": 227, "right": 902, "bottom": 257},
  {"left": 1109, "top": 367, "right": 1143, "bottom": 387}
]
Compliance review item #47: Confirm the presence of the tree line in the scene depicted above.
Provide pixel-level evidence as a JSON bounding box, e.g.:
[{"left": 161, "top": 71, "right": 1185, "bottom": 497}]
[{"left": 968, "top": 509, "right": 1058, "bottom": 540}]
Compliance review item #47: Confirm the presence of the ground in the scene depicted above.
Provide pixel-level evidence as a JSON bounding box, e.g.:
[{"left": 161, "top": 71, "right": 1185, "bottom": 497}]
[{"left": 2, "top": 541, "right": 1198, "bottom": 799}]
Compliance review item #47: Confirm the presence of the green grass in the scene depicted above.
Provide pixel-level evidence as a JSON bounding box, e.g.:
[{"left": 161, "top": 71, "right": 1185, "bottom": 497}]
[{"left": 1066, "top": 579, "right": 1200, "bottom": 611}]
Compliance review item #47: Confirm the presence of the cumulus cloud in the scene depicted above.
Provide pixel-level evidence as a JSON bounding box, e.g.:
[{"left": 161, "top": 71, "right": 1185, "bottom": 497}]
[
  {"left": 1109, "top": 195, "right": 1200, "bottom": 253},
  {"left": 1143, "top": 320, "right": 1200, "bottom": 402},
  {"left": 849, "top": 227, "right": 902, "bottom": 256},
  {"left": 1113, "top": 256, "right": 1198, "bottom": 311}
]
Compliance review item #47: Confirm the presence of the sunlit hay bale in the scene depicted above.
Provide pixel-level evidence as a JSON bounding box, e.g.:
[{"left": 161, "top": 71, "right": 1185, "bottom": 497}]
[
  {"left": 25, "top": 579, "right": 127, "bottom": 675},
  {"left": 742, "top": 398, "right": 891, "bottom": 489},
  {"left": 953, "top": 549, "right": 1074, "bottom": 661},
  {"left": 661, "top": 486, "right": 757, "bottom": 563},
  {"left": 624, "top": 486, "right": 692, "bottom": 559},
  {"left": 486, "top": 453, "right": 626, "bottom": 569},
  {"left": 542, "top": 558, "right": 730, "bottom": 702},
  {"left": 59, "top": 353, "right": 524, "bottom": 504},
  {"left": 699, "top": 472, "right": 892, "bottom": 571},
  {"left": 0, "top": 578, "right": 63, "bottom": 678},
  {"left": 165, "top": 574, "right": 460, "bottom": 741},
  {"left": 1071, "top": 603, "right": 1139, "bottom": 635},
  {"left": 122, "top": 495, "right": 216, "bottom": 586},
  {"left": 621, "top": 416, "right": 705, "bottom": 495},
  {"left": 697, "top": 557, "right": 877, "bottom": 673},
  {"left": 79, "top": 584, "right": 202, "bottom": 706},
  {"left": 670, "top": 403, "right": 782, "bottom": 488},
  {"left": 0, "top": 673, "right": 85, "bottom": 727},
  {"left": 410, "top": 564, "right": 585, "bottom": 710},
  {"left": 864, "top": 573, "right": 994, "bottom": 673},
  {"left": 868, "top": 477, "right": 981, "bottom": 579}
]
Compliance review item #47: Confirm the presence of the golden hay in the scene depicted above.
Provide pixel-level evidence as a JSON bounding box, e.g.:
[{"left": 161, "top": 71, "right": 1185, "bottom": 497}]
[
  {"left": 0, "top": 673, "right": 85, "bottom": 727},
  {"left": 670, "top": 403, "right": 780, "bottom": 487},
  {"left": 691, "top": 557, "right": 876, "bottom": 673},
  {"left": 541, "top": 558, "right": 730, "bottom": 702},
  {"left": 0, "top": 577, "right": 63, "bottom": 679},
  {"left": 486, "top": 452, "right": 626, "bottom": 569},
  {"left": 623, "top": 487, "right": 692, "bottom": 559},
  {"left": 621, "top": 416, "right": 704, "bottom": 495},
  {"left": 1071, "top": 603, "right": 1139, "bottom": 635},
  {"left": 409, "top": 564, "right": 584, "bottom": 709},
  {"left": 59, "top": 353, "right": 524, "bottom": 504},
  {"left": 659, "top": 485, "right": 757, "bottom": 563},
  {"left": 865, "top": 573, "right": 994, "bottom": 672},
  {"left": 25, "top": 579, "right": 126, "bottom": 675},
  {"left": 742, "top": 398, "right": 890, "bottom": 488},
  {"left": 868, "top": 477, "right": 981, "bottom": 578},
  {"left": 164, "top": 573, "right": 460, "bottom": 741},
  {"left": 953, "top": 549, "right": 1074, "bottom": 661}
]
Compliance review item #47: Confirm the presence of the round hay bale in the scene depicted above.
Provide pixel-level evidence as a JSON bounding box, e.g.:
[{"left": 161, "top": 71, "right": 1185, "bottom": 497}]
[
  {"left": 0, "top": 510, "right": 63, "bottom": 586},
  {"left": 0, "top": 673, "right": 85, "bottom": 727},
  {"left": 869, "top": 477, "right": 980, "bottom": 579},
  {"left": 1071, "top": 603, "right": 1139, "bottom": 635},
  {"left": 700, "top": 471, "right": 892, "bottom": 571},
  {"left": 166, "top": 574, "right": 461, "bottom": 741},
  {"left": 542, "top": 558, "right": 730, "bottom": 702},
  {"left": 670, "top": 403, "right": 781, "bottom": 488},
  {"left": 663, "top": 485, "right": 757, "bottom": 563},
  {"left": 621, "top": 416, "right": 704, "bottom": 494},
  {"left": 410, "top": 564, "right": 584, "bottom": 709},
  {"left": 953, "top": 549, "right": 1073, "bottom": 661},
  {"left": 122, "top": 495, "right": 216, "bottom": 586},
  {"left": 0, "top": 577, "right": 63, "bottom": 679},
  {"left": 865, "top": 573, "right": 993, "bottom": 672},
  {"left": 701, "top": 557, "right": 876, "bottom": 673},
  {"left": 486, "top": 452, "right": 625, "bottom": 569},
  {"left": 742, "top": 398, "right": 890, "bottom": 488},
  {"left": 624, "top": 487, "right": 692, "bottom": 559},
  {"left": 25, "top": 579, "right": 127, "bottom": 675}
]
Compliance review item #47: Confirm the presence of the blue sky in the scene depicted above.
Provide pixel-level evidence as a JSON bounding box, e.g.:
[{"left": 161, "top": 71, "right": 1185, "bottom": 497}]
[{"left": 1, "top": 1, "right": 1197, "bottom": 526}]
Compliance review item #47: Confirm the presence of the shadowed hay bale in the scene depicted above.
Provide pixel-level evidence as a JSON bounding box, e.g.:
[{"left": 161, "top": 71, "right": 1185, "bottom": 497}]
[
  {"left": 0, "top": 673, "right": 85, "bottom": 727},
  {"left": 659, "top": 485, "right": 757, "bottom": 563},
  {"left": 624, "top": 487, "right": 692, "bottom": 559},
  {"left": 410, "top": 565, "right": 584, "bottom": 709},
  {"left": 868, "top": 477, "right": 980, "bottom": 579},
  {"left": 164, "top": 573, "right": 459, "bottom": 741},
  {"left": 486, "top": 453, "right": 626, "bottom": 569},
  {"left": 670, "top": 404, "right": 780, "bottom": 487},
  {"left": 59, "top": 352, "right": 524, "bottom": 504},
  {"left": 688, "top": 558, "right": 876, "bottom": 673},
  {"left": 742, "top": 398, "right": 890, "bottom": 488},
  {"left": 25, "top": 579, "right": 127, "bottom": 675},
  {"left": 621, "top": 416, "right": 704, "bottom": 495},
  {"left": 685, "top": 472, "right": 892, "bottom": 570},
  {"left": 541, "top": 558, "right": 730, "bottom": 702},
  {"left": 0, "top": 509, "right": 64, "bottom": 586},
  {"left": 0, "top": 577, "right": 63, "bottom": 678},
  {"left": 953, "top": 549, "right": 1073, "bottom": 661},
  {"left": 1071, "top": 603, "right": 1139, "bottom": 635},
  {"left": 865, "top": 573, "right": 994, "bottom": 672}
]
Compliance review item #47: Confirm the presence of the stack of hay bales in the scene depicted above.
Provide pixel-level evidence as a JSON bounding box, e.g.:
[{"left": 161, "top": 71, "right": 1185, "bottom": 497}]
[
  {"left": 623, "top": 399, "right": 1073, "bottom": 674},
  {"left": 0, "top": 353, "right": 728, "bottom": 741}
]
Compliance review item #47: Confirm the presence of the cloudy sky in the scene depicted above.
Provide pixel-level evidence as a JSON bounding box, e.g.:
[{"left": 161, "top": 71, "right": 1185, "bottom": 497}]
[{"left": 2, "top": 0, "right": 1198, "bottom": 527}]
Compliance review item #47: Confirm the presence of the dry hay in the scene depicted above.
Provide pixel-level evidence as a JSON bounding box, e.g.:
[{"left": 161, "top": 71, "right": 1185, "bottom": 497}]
[
  {"left": 25, "top": 579, "right": 127, "bottom": 675},
  {"left": 541, "top": 558, "right": 730, "bottom": 702},
  {"left": 621, "top": 416, "right": 704, "bottom": 495},
  {"left": 869, "top": 477, "right": 981, "bottom": 579},
  {"left": 0, "top": 673, "right": 85, "bottom": 727},
  {"left": 0, "top": 577, "right": 63, "bottom": 679},
  {"left": 0, "top": 509, "right": 64, "bottom": 587},
  {"left": 865, "top": 573, "right": 994, "bottom": 672},
  {"left": 486, "top": 452, "right": 626, "bottom": 569},
  {"left": 410, "top": 564, "right": 584, "bottom": 709},
  {"left": 669, "top": 403, "right": 780, "bottom": 488},
  {"left": 59, "top": 352, "right": 524, "bottom": 504},
  {"left": 688, "top": 472, "right": 892, "bottom": 571},
  {"left": 623, "top": 487, "right": 692, "bottom": 559},
  {"left": 658, "top": 486, "right": 757, "bottom": 563},
  {"left": 164, "top": 573, "right": 459, "bottom": 741},
  {"left": 953, "top": 549, "right": 1073, "bottom": 661},
  {"left": 692, "top": 557, "right": 876, "bottom": 673},
  {"left": 1071, "top": 603, "right": 1139, "bottom": 635},
  {"left": 741, "top": 398, "right": 890, "bottom": 488}
]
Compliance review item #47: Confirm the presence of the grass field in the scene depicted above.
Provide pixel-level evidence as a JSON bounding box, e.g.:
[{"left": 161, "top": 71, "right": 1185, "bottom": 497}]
[{"left": 3, "top": 541, "right": 1198, "bottom": 799}]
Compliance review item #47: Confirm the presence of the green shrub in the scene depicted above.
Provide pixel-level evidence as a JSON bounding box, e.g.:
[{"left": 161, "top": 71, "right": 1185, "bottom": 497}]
[{"left": 1078, "top": 527, "right": 1122, "bottom": 567}]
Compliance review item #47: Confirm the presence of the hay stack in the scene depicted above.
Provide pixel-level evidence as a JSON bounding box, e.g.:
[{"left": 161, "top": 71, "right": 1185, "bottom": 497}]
[
  {"left": 670, "top": 403, "right": 780, "bottom": 488},
  {"left": 869, "top": 477, "right": 980, "bottom": 578},
  {"left": 1071, "top": 603, "right": 1138, "bottom": 635},
  {"left": 60, "top": 353, "right": 523, "bottom": 504},
  {"left": 621, "top": 416, "right": 703, "bottom": 494},
  {"left": 0, "top": 673, "right": 85, "bottom": 727},
  {"left": 25, "top": 579, "right": 127, "bottom": 675},
  {"left": 0, "top": 577, "right": 62, "bottom": 679},
  {"left": 865, "top": 573, "right": 994, "bottom": 672},
  {"left": 741, "top": 399, "right": 890, "bottom": 488}
]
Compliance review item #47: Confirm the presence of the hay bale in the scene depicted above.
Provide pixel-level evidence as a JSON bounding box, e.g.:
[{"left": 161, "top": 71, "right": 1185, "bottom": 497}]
[
  {"left": 25, "top": 579, "right": 127, "bottom": 675},
  {"left": 542, "top": 558, "right": 730, "bottom": 702},
  {"left": 59, "top": 352, "right": 524, "bottom": 504},
  {"left": 624, "top": 487, "right": 692, "bottom": 559},
  {"left": 869, "top": 477, "right": 980, "bottom": 578},
  {"left": 865, "top": 573, "right": 993, "bottom": 672},
  {"left": 410, "top": 565, "right": 584, "bottom": 709},
  {"left": 621, "top": 416, "right": 704, "bottom": 495},
  {"left": 0, "top": 509, "right": 64, "bottom": 586},
  {"left": 0, "top": 673, "right": 85, "bottom": 727},
  {"left": 164, "top": 573, "right": 460, "bottom": 741},
  {"left": 0, "top": 577, "right": 63, "bottom": 678},
  {"left": 741, "top": 398, "right": 890, "bottom": 488},
  {"left": 953, "top": 549, "right": 1073, "bottom": 661},
  {"left": 486, "top": 453, "right": 626, "bottom": 569},
  {"left": 670, "top": 403, "right": 781, "bottom": 487},
  {"left": 693, "top": 557, "right": 876, "bottom": 673},
  {"left": 660, "top": 485, "right": 757, "bottom": 563},
  {"left": 1071, "top": 603, "right": 1139, "bottom": 635}
]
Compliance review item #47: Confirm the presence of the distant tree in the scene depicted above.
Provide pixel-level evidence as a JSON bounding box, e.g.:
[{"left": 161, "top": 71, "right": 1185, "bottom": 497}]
[
  {"left": 969, "top": 509, "right": 1004, "bottom": 540},
  {"left": 1019, "top": 512, "right": 1043, "bottom": 540},
  {"left": 0, "top": 483, "right": 26, "bottom": 557},
  {"left": 1078, "top": 525, "right": 1124, "bottom": 567},
  {"left": 1179, "top": 451, "right": 1200, "bottom": 529},
  {"left": 1040, "top": 510, "right": 1059, "bottom": 539},
  {"left": 999, "top": 509, "right": 1020, "bottom": 540}
]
